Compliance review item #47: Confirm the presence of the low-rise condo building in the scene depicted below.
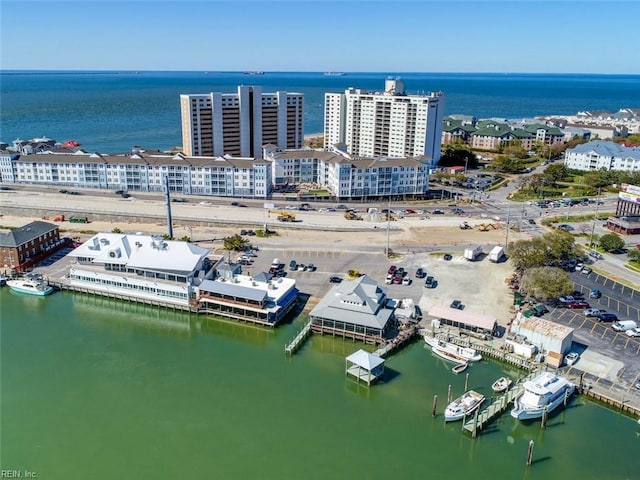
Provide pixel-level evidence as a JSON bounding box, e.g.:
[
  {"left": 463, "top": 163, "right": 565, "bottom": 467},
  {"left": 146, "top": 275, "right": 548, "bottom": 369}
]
[{"left": 564, "top": 141, "right": 640, "bottom": 172}]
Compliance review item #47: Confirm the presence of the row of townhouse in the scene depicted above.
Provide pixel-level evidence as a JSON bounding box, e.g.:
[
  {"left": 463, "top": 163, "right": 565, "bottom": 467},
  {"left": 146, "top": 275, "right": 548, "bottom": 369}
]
[
  {"left": 563, "top": 141, "right": 640, "bottom": 172},
  {"left": 1, "top": 145, "right": 431, "bottom": 200},
  {"left": 441, "top": 118, "right": 565, "bottom": 150},
  {"left": 0, "top": 150, "right": 271, "bottom": 198}
]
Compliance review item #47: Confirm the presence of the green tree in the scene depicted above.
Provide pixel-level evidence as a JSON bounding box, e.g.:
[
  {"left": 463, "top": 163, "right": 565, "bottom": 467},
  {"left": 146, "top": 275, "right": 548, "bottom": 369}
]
[
  {"left": 520, "top": 266, "right": 573, "bottom": 301},
  {"left": 542, "top": 164, "right": 568, "bottom": 187},
  {"left": 490, "top": 155, "right": 523, "bottom": 174},
  {"left": 628, "top": 249, "right": 640, "bottom": 264},
  {"left": 519, "top": 173, "right": 545, "bottom": 195},
  {"left": 599, "top": 232, "right": 625, "bottom": 252},
  {"left": 507, "top": 230, "right": 576, "bottom": 270},
  {"left": 439, "top": 146, "right": 477, "bottom": 169},
  {"left": 223, "top": 234, "right": 250, "bottom": 251}
]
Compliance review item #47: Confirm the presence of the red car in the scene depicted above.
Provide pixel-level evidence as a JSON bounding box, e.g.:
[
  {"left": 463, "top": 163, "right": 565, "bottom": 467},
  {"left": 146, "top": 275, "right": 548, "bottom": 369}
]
[
  {"left": 388, "top": 265, "right": 397, "bottom": 275},
  {"left": 567, "top": 301, "right": 590, "bottom": 309}
]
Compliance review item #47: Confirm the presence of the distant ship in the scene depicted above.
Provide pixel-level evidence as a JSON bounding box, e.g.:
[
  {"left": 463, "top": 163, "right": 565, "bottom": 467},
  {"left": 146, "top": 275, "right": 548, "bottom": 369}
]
[
  {"left": 243, "top": 71, "right": 264, "bottom": 75},
  {"left": 324, "top": 72, "right": 345, "bottom": 76}
]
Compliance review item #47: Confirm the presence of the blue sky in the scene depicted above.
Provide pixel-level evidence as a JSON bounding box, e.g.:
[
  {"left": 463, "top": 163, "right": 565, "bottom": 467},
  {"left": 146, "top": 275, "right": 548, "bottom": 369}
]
[{"left": 1, "top": 1, "right": 639, "bottom": 73}]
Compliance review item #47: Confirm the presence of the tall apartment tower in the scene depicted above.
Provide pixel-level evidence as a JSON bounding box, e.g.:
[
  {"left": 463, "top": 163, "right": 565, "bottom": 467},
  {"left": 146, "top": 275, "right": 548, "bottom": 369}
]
[
  {"left": 323, "top": 79, "right": 445, "bottom": 163},
  {"left": 180, "top": 86, "right": 304, "bottom": 157}
]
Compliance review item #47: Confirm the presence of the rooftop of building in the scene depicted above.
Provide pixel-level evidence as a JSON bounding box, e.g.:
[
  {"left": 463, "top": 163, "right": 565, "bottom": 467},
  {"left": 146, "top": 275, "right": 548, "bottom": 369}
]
[
  {"left": 566, "top": 141, "right": 640, "bottom": 159},
  {"left": 0, "top": 221, "right": 58, "bottom": 248}
]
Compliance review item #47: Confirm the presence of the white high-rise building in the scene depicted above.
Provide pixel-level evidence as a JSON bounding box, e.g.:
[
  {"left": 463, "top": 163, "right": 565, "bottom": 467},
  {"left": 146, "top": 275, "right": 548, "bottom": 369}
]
[
  {"left": 180, "top": 86, "right": 304, "bottom": 157},
  {"left": 324, "top": 79, "right": 445, "bottom": 163}
]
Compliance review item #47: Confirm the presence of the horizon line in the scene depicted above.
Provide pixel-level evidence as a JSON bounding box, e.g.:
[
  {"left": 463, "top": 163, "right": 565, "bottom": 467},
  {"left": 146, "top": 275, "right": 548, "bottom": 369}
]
[{"left": 1, "top": 69, "right": 639, "bottom": 76}]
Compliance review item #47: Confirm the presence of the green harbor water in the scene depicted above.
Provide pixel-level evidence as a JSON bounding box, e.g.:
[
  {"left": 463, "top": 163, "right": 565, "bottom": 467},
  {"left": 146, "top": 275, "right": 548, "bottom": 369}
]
[{"left": 1, "top": 288, "right": 638, "bottom": 479}]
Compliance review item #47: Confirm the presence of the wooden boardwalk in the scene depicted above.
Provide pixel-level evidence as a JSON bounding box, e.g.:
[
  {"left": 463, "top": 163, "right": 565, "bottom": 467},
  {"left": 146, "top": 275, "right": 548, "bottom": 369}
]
[
  {"left": 374, "top": 326, "right": 417, "bottom": 358},
  {"left": 462, "top": 385, "right": 523, "bottom": 437},
  {"left": 285, "top": 320, "right": 313, "bottom": 355}
]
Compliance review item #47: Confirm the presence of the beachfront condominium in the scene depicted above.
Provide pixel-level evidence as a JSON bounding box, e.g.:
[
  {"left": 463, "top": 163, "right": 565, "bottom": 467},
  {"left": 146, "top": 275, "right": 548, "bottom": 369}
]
[
  {"left": 324, "top": 79, "right": 445, "bottom": 164},
  {"left": 180, "top": 86, "right": 304, "bottom": 157}
]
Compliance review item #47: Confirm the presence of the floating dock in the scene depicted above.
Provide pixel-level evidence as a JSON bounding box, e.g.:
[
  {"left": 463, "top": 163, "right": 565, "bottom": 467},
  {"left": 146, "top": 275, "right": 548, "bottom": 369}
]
[
  {"left": 285, "top": 320, "right": 313, "bottom": 355},
  {"left": 462, "top": 385, "right": 523, "bottom": 437}
]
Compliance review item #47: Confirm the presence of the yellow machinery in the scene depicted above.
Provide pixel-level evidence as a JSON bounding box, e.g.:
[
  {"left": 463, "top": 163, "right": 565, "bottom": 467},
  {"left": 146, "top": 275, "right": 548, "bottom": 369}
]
[
  {"left": 344, "top": 211, "right": 363, "bottom": 221},
  {"left": 269, "top": 210, "right": 296, "bottom": 222}
]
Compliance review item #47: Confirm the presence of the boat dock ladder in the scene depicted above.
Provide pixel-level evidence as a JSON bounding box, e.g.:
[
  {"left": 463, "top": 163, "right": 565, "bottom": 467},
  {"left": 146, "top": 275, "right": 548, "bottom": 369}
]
[{"left": 285, "top": 320, "right": 313, "bottom": 355}]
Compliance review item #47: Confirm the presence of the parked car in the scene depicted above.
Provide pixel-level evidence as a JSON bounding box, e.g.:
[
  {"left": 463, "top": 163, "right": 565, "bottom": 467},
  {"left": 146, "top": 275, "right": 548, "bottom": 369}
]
[
  {"left": 596, "top": 312, "right": 618, "bottom": 322},
  {"left": 443, "top": 253, "right": 452, "bottom": 261},
  {"left": 589, "top": 251, "right": 604, "bottom": 260},
  {"left": 584, "top": 308, "right": 605, "bottom": 317},
  {"left": 574, "top": 263, "right": 584, "bottom": 272},
  {"left": 528, "top": 219, "right": 536, "bottom": 225},
  {"left": 329, "top": 276, "right": 343, "bottom": 283},
  {"left": 432, "top": 209, "right": 445, "bottom": 214},
  {"left": 424, "top": 276, "right": 435, "bottom": 288},
  {"left": 402, "top": 277, "right": 411, "bottom": 286},
  {"left": 385, "top": 275, "right": 394, "bottom": 284},
  {"left": 450, "top": 300, "right": 463, "bottom": 310},
  {"left": 625, "top": 327, "right": 640, "bottom": 338},
  {"left": 567, "top": 301, "right": 590, "bottom": 309},
  {"left": 581, "top": 267, "right": 592, "bottom": 275},
  {"left": 305, "top": 263, "right": 316, "bottom": 272},
  {"left": 558, "top": 295, "right": 575, "bottom": 303},
  {"left": 392, "top": 276, "right": 402, "bottom": 284},
  {"left": 289, "top": 260, "right": 297, "bottom": 271},
  {"left": 533, "top": 305, "right": 549, "bottom": 316},
  {"left": 589, "top": 289, "right": 602, "bottom": 299},
  {"left": 388, "top": 265, "right": 397, "bottom": 275},
  {"left": 415, "top": 267, "right": 426, "bottom": 278},
  {"left": 565, "top": 352, "right": 579, "bottom": 366}
]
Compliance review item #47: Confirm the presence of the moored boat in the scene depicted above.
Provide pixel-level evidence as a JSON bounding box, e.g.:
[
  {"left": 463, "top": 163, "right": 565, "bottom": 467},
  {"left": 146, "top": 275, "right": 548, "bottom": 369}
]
[
  {"left": 444, "top": 390, "right": 485, "bottom": 422},
  {"left": 510, "top": 371, "right": 575, "bottom": 420},
  {"left": 491, "top": 377, "right": 513, "bottom": 393},
  {"left": 6, "top": 277, "right": 54, "bottom": 296},
  {"left": 452, "top": 362, "right": 468, "bottom": 374},
  {"left": 424, "top": 336, "right": 482, "bottom": 363}
]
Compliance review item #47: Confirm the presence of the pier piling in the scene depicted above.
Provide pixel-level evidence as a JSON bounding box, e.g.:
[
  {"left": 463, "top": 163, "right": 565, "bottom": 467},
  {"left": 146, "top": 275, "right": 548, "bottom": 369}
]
[
  {"left": 464, "top": 373, "right": 469, "bottom": 392},
  {"left": 448, "top": 385, "right": 452, "bottom": 403},
  {"left": 526, "top": 440, "right": 535, "bottom": 466},
  {"left": 432, "top": 395, "right": 438, "bottom": 418}
]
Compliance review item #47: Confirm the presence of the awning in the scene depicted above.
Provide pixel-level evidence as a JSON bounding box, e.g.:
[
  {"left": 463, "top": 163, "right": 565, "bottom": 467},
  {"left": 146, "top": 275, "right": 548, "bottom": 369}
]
[{"left": 427, "top": 304, "right": 496, "bottom": 331}]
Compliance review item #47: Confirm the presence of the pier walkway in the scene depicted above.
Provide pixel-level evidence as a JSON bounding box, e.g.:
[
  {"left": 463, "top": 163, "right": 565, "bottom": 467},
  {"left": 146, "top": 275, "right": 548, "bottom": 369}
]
[
  {"left": 285, "top": 320, "right": 313, "bottom": 355},
  {"left": 462, "top": 371, "right": 538, "bottom": 437},
  {"left": 374, "top": 325, "right": 417, "bottom": 358}
]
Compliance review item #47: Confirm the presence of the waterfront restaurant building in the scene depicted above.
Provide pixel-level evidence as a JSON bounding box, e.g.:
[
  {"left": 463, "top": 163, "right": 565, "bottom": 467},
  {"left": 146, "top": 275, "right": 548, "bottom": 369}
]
[
  {"left": 309, "top": 275, "right": 395, "bottom": 344},
  {"left": 196, "top": 270, "right": 298, "bottom": 327},
  {"left": 67, "top": 233, "right": 216, "bottom": 307}
]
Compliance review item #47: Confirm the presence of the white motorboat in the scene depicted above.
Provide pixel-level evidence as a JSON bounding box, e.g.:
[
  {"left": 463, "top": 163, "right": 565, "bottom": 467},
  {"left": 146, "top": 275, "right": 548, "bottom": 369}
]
[
  {"left": 6, "top": 277, "right": 54, "bottom": 296},
  {"left": 510, "top": 371, "right": 575, "bottom": 421},
  {"left": 452, "top": 363, "right": 468, "bottom": 374},
  {"left": 444, "top": 390, "right": 485, "bottom": 422},
  {"left": 491, "top": 377, "right": 513, "bottom": 393},
  {"left": 424, "top": 336, "right": 482, "bottom": 363}
]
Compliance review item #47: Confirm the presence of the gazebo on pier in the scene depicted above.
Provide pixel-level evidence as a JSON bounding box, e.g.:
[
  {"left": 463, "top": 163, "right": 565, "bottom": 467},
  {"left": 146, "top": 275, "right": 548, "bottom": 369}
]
[{"left": 345, "top": 349, "right": 385, "bottom": 386}]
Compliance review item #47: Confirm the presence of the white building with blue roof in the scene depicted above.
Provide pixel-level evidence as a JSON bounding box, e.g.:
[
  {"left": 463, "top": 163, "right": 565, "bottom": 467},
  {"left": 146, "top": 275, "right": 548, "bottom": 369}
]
[{"left": 564, "top": 141, "right": 640, "bottom": 172}]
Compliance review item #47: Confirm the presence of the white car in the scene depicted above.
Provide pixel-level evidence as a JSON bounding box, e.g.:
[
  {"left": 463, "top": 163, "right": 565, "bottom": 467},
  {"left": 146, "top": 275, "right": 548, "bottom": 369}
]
[
  {"left": 574, "top": 263, "right": 584, "bottom": 272},
  {"left": 626, "top": 327, "right": 640, "bottom": 338},
  {"left": 565, "top": 352, "right": 579, "bottom": 366},
  {"left": 581, "top": 267, "right": 592, "bottom": 275},
  {"left": 385, "top": 274, "right": 393, "bottom": 284},
  {"left": 402, "top": 277, "right": 411, "bottom": 286}
]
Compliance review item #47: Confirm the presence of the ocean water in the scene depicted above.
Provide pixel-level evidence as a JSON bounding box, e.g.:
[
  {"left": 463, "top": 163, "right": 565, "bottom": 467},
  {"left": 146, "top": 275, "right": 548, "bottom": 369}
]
[
  {"left": 1, "top": 71, "right": 639, "bottom": 153},
  {"left": 1, "top": 288, "right": 639, "bottom": 479}
]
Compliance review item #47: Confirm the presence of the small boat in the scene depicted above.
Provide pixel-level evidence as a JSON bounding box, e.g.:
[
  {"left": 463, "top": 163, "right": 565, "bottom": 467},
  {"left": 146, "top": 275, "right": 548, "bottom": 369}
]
[
  {"left": 444, "top": 390, "right": 485, "bottom": 422},
  {"left": 491, "top": 377, "right": 513, "bottom": 393},
  {"left": 324, "top": 72, "right": 345, "bottom": 76},
  {"left": 6, "top": 277, "right": 54, "bottom": 296},
  {"left": 452, "top": 363, "right": 468, "bottom": 374},
  {"left": 424, "top": 336, "right": 482, "bottom": 363},
  {"left": 510, "top": 371, "right": 575, "bottom": 421}
]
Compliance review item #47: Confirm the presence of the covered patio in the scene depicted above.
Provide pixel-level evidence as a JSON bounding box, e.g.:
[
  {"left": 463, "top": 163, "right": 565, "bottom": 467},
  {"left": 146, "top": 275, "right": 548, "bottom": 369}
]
[{"left": 345, "top": 349, "right": 385, "bottom": 386}]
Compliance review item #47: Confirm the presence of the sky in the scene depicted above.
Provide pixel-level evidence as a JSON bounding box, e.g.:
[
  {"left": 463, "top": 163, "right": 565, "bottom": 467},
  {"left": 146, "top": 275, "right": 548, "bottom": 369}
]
[{"left": 1, "top": 0, "right": 639, "bottom": 74}]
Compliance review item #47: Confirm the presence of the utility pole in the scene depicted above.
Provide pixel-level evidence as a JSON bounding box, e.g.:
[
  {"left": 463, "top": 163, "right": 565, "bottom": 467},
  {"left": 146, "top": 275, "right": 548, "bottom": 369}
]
[
  {"left": 164, "top": 175, "right": 173, "bottom": 239},
  {"left": 588, "top": 187, "right": 602, "bottom": 250},
  {"left": 505, "top": 202, "right": 512, "bottom": 247},
  {"left": 386, "top": 194, "right": 391, "bottom": 256}
]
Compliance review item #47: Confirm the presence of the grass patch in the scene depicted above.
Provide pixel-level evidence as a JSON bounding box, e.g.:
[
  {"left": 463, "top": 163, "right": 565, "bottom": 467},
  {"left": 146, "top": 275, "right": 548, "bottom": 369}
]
[
  {"left": 306, "top": 189, "right": 330, "bottom": 196},
  {"left": 540, "top": 212, "right": 612, "bottom": 225},
  {"left": 256, "top": 229, "right": 279, "bottom": 238}
]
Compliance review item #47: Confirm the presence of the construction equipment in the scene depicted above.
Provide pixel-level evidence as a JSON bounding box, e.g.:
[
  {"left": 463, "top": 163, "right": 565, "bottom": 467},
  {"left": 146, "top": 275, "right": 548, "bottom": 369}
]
[
  {"left": 459, "top": 221, "right": 471, "bottom": 230},
  {"left": 344, "top": 211, "right": 363, "bottom": 221},
  {"left": 477, "top": 223, "right": 497, "bottom": 231},
  {"left": 268, "top": 210, "right": 296, "bottom": 222},
  {"left": 69, "top": 216, "right": 89, "bottom": 223},
  {"left": 53, "top": 215, "right": 65, "bottom": 222}
]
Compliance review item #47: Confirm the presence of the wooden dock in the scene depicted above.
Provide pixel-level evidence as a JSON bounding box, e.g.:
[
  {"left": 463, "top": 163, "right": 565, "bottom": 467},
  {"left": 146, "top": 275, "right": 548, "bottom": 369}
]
[
  {"left": 462, "top": 385, "right": 523, "bottom": 437},
  {"left": 374, "top": 325, "right": 417, "bottom": 358},
  {"left": 285, "top": 320, "right": 313, "bottom": 355}
]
